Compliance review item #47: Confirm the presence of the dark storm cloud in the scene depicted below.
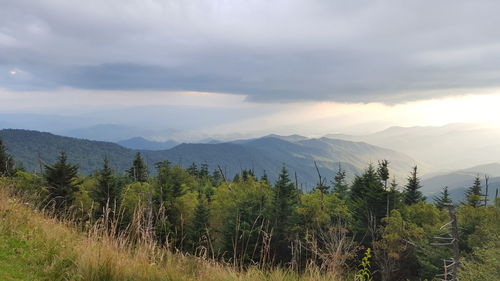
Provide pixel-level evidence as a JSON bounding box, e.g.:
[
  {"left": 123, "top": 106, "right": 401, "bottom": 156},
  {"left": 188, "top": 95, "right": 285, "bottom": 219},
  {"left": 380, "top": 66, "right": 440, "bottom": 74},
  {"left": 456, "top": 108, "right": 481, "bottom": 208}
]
[{"left": 2, "top": 0, "right": 500, "bottom": 103}]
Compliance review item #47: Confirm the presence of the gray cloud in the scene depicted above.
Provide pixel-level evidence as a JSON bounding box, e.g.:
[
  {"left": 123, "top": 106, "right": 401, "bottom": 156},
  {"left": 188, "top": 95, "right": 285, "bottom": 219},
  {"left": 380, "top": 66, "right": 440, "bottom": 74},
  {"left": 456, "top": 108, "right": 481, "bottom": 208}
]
[{"left": 2, "top": 0, "right": 500, "bottom": 103}]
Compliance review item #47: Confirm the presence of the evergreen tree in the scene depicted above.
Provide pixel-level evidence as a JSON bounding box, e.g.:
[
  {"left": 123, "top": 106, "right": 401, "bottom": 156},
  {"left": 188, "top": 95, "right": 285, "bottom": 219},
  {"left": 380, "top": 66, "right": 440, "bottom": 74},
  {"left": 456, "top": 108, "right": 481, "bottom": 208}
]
[
  {"left": 91, "top": 156, "right": 119, "bottom": 216},
  {"left": 260, "top": 170, "right": 269, "bottom": 184},
  {"left": 0, "top": 139, "right": 14, "bottom": 177},
  {"left": 242, "top": 169, "right": 256, "bottom": 182},
  {"left": 127, "top": 152, "right": 148, "bottom": 182},
  {"left": 403, "top": 166, "right": 425, "bottom": 205},
  {"left": 199, "top": 163, "right": 209, "bottom": 178},
  {"left": 43, "top": 152, "right": 80, "bottom": 211},
  {"left": 189, "top": 192, "right": 210, "bottom": 252},
  {"left": 187, "top": 162, "right": 198, "bottom": 177},
  {"left": 271, "top": 165, "right": 299, "bottom": 263},
  {"left": 211, "top": 169, "right": 223, "bottom": 186},
  {"left": 350, "top": 164, "right": 388, "bottom": 237},
  {"left": 332, "top": 164, "right": 349, "bottom": 200},
  {"left": 377, "top": 159, "right": 390, "bottom": 188},
  {"left": 434, "top": 186, "right": 452, "bottom": 209},
  {"left": 465, "top": 176, "right": 483, "bottom": 208}
]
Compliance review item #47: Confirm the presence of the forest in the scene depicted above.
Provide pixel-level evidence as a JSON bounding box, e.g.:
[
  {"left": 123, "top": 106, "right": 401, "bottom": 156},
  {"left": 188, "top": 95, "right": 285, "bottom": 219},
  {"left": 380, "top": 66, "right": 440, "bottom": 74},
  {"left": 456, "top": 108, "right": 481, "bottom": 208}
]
[{"left": 0, "top": 138, "right": 499, "bottom": 281}]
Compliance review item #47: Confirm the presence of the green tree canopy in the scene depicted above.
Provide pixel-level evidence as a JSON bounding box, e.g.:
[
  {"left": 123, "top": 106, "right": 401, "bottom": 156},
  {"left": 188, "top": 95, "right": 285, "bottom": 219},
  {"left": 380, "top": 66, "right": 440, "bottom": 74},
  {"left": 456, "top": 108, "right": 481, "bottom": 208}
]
[
  {"left": 43, "top": 152, "right": 80, "bottom": 211},
  {"left": 0, "top": 138, "right": 14, "bottom": 177},
  {"left": 127, "top": 152, "right": 148, "bottom": 182},
  {"left": 403, "top": 166, "right": 425, "bottom": 205}
]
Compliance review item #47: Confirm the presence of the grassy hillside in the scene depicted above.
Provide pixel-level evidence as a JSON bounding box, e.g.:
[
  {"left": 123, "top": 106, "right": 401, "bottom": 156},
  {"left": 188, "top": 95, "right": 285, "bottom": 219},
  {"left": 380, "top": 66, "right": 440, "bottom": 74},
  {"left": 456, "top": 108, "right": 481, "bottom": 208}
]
[{"left": 0, "top": 180, "right": 342, "bottom": 281}]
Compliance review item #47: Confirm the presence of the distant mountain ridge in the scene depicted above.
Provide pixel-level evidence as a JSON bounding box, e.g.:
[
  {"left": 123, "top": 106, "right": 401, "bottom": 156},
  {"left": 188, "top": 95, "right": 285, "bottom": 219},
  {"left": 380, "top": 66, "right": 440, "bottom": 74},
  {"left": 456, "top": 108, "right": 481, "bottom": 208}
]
[
  {"left": 326, "top": 123, "right": 500, "bottom": 170},
  {"left": 0, "top": 129, "right": 418, "bottom": 189},
  {"left": 117, "top": 137, "right": 179, "bottom": 150},
  {"left": 422, "top": 162, "right": 500, "bottom": 203}
]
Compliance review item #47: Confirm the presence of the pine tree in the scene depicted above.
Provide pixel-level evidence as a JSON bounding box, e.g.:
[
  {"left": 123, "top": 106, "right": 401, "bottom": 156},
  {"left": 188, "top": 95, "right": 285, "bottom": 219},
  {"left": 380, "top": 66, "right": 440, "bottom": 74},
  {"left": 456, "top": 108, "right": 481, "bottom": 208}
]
[
  {"left": 91, "top": 156, "right": 119, "bottom": 216},
  {"left": 271, "top": 165, "right": 299, "bottom": 263},
  {"left": 377, "top": 159, "right": 390, "bottom": 188},
  {"left": 187, "top": 162, "right": 198, "bottom": 177},
  {"left": 128, "top": 152, "right": 148, "bottom": 182},
  {"left": 260, "top": 170, "right": 269, "bottom": 184},
  {"left": 403, "top": 166, "right": 425, "bottom": 205},
  {"left": 465, "top": 176, "right": 483, "bottom": 208},
  {"left": 332, "top": 164, "right": 349, "bottom": 200},
  {"left": 434, "top": 186, "right": 452, "bottom": 209},
  {"left": 43, "top": 152, "right": 80, "bottom": 211},
  {"left": 350, "top": 164, "right": 388, "bottom": 236},
  {"left": 189, "top": 192, "right": 210, "bottom": 251},
  {"left": 199, "top": 163, "right": 209, "bottom": 178},
  {"left": 0, "top": 139, "right": 14, "bottom": 177}
]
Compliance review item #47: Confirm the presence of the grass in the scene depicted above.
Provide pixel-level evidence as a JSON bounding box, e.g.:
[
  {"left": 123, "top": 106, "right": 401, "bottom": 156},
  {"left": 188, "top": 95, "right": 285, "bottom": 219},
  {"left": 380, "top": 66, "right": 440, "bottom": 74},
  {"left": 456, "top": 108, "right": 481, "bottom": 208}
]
[{"left": 0, "top": 181, "right": 344, "bottom": 281}]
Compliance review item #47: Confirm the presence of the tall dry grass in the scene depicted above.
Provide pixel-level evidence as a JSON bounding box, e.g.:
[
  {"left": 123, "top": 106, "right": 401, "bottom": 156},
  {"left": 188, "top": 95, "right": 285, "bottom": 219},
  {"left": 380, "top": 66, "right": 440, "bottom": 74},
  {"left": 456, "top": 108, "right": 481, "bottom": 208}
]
[{"left": 0, "top": 179, "right": 346, "bottom": 281}]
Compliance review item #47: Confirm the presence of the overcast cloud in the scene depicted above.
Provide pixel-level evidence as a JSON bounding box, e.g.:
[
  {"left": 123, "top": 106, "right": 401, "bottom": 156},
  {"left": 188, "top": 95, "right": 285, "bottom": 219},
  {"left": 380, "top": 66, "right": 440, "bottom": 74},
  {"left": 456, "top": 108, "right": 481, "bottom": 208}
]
[{"left": 1, "top": 0, "right": 500, "bottom": 103}]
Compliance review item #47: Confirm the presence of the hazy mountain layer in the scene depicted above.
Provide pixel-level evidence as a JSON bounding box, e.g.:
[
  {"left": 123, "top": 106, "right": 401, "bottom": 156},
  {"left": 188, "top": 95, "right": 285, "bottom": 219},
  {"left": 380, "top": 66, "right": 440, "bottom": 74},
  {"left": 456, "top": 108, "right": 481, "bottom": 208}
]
[
  {"left": 327, "top": 123, "right": 500, "bottom": 171},
  {"left": 117, "top": 137, "right": 179, "bottom": 150}
]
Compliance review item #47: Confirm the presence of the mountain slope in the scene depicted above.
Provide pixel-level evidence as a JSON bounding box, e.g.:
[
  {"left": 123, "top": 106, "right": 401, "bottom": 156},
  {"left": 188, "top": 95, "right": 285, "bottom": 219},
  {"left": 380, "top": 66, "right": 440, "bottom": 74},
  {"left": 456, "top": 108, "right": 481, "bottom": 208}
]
[{"left": 0, "top": 129, "right": 417, "bottom": 188}]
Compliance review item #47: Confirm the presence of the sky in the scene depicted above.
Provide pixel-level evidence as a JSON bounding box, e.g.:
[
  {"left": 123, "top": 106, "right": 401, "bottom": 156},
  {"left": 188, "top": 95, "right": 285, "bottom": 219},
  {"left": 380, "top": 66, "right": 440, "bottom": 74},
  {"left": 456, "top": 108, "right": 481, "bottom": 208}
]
[{"left": 2, "top": 0, "right": 500, "bottom": 140}]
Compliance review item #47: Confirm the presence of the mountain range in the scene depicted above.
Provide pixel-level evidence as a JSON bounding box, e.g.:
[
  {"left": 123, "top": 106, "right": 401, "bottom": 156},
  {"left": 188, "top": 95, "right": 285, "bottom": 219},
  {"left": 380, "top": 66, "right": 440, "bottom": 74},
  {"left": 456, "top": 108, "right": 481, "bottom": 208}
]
[{"left": 0, "top": 129, "right": 417, "bottom": 189}]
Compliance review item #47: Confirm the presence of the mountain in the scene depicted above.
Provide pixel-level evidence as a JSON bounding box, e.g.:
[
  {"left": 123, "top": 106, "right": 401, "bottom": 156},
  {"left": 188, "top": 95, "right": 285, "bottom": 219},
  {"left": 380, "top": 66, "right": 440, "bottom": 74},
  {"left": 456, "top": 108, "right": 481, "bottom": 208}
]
[
  {"left": 326, "top": 123, "right": 500, "bottom": 171},
  {"left": 0, "top": 129, "right": 417, "bottom": 189},
  {"left": 421, "top": 163, "right": 500, "bottom": 203},
  {"left": 117, "top": 137, "right": 179, "bottom": 150},
  {"left": 61, "top": 124, "right": 159, "bottom": 142}
]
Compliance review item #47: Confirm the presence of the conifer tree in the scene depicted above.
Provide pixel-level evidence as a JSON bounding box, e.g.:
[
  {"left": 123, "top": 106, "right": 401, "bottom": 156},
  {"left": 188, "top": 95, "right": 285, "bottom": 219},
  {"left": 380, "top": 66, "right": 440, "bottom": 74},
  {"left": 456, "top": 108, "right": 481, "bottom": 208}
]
[
  {"left": 199, "top": 163, "right": 209, "bottom": 178},
  {"left": 128, "top": 152, "right": 148, "bottom": 182},
  {"left": 377, "top": 159, "right": 390, "bottom": 188},
  {"left": 43, "top": 152, "right": 80, "bottom": 211},
  {"left": 260, "top": 170, "right": 269, "bottom": 184},
  {"left": 403, "top": 166, "right": 425, "bottom": 205},
  {"left": 187, "top": 162, "right": 198, "bottom": 177},
  {"left": 189, "top": 192, "right": 210, "bottom": 251},
  {"left": 271, "top": 165, "right": 299, "bottom": 263},
  {"left": 211, "top": 170, "right": 223, "bottom": 186},
  {"left": 350, "top": 164, "right": 388, "bottom": 236},
  {"left": 332, "top": 164, "right": 349, "bottom": 200},
  {"left": 465, "top": 176, "right": 483, "bottom": 208},
  {"left": 0, "top": 139, "right": 14, "bottom": 177},
  {"left": 92, "top": 156, "right": 119, "bottom": 216},
  {"left": 434, "top": 186, "right": 452, "bottom": 209}
]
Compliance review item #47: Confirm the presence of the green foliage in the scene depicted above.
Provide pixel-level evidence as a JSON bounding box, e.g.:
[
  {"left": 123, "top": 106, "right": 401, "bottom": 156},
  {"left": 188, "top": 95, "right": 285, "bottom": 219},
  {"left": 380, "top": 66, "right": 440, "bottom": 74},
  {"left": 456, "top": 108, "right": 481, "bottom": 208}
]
[
  {"left": 43, "top": 152, "right": 80, "bottom": 211},
  {"left": 0, "top": 138, "right": 15, "bottom": 177},
  {"left": 373, "top": 210, "right": 424, "bottom": 281},
  {"left": 297, "top": 190, "right": 350, "bottom": 231},
  {"left": 350, "top": 164, "right": 388, "bottom": 238},
  {"left": 332, "top": 164, "right": 349, "bottom": 200},
  {"left": 464, "top": 176, "right": 483, "bottom": 208},
  {"left": 403, "top": 166, "right": 425, "bottom": 205},
  {"left": 211, "top": 178, "right": 272, "bottom": 264},
  {"left": 272, "top": 165, "right": 299, "bottom": 263},
  {"left": 127, "top": 152, "right": 148, "bottom": 182},
  {"left": 120, "top": 181, "right": 154, "bottom": 223},
  {"left": 91, "top": 156, "right": 120, "bottom": 217},
  {"left": 434, "top": 186, "right": 452, "bottom": 209},
  {"left": 377, "top": 160, "right": 390, "bottom": 188},
  {"left": 355, "top": 248, "right": 372, "bottom": 281}
]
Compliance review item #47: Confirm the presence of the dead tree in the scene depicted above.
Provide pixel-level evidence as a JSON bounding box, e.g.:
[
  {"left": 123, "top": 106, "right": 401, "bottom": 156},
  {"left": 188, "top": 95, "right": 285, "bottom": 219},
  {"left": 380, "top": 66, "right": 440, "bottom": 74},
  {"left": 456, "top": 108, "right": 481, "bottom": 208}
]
[{"left": 432, "top": 203, "right": 460, "bottom": 281}]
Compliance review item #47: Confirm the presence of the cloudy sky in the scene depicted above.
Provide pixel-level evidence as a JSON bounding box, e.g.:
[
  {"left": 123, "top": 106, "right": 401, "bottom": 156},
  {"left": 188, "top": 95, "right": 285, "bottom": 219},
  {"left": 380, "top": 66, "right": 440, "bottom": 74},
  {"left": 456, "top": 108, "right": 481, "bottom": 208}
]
[{"left": 2, "top": 0, "right": 500, "bottom": 140}]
